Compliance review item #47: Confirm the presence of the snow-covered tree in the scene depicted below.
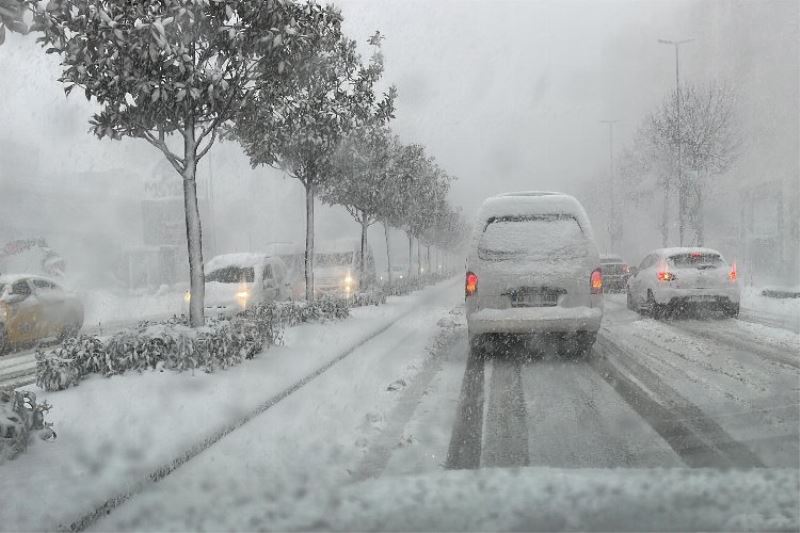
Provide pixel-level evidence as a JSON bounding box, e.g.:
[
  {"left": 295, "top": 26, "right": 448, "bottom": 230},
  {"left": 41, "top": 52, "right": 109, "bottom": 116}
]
[
  {"left": 35, "top": 0, "right": 324, "bottom": 326},
  {"left": 235, "top": 29, "right": 394, "bottom": 300},
  {"left": 643, "top": 82, "right": 740, "bottom": 245},
  {"left": 323, "top": 124, "right": 393, "bottom": 288}
]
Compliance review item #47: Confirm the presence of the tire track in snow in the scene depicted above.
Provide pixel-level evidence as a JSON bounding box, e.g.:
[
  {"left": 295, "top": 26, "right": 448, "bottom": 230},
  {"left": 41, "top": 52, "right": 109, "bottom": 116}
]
[
  {"left": 445, "top": 346, "right": 486, "bottom": 470},
  {"left": 481, "top": 356, "right": 529, "bottom": 467},
  {"left": 593, "top": 333, "right": 765, "bottom": 468},
  {"left": 65, "top": 280, "right": 459, "bottom": 532},
  {"left": 667, "top": 320, "right": 799, "bottom": 369}
]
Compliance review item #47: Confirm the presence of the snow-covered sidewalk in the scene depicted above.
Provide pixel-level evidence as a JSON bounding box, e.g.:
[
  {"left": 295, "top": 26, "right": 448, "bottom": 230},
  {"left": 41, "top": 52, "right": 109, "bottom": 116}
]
[
  {"left": 0, "top": 278, "right": 460, "bottom": 532},
  {"left": 740, "top": 286, "right": 800, "bottom": 333}
]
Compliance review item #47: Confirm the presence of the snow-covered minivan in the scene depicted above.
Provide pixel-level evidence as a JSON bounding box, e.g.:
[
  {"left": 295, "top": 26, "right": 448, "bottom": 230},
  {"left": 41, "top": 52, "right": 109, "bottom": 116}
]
[
  {"left": 200, "top": 253, "right": 290, "bottom": 315},
  {"left": 465, "top": 192, "right": 603, "bottom": 356}
]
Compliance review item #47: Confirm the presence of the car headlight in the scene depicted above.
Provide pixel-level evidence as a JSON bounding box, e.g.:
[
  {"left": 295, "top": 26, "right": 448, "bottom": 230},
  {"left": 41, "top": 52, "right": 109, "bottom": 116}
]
[{"left": 183, "top": 290, "right": 191, "bottom": 303}]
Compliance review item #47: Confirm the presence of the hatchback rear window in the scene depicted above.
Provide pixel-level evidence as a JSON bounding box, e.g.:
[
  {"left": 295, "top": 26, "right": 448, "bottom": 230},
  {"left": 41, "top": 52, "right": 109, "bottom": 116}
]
[
  {"left": 206, "top": 266, "right": 255, "bottom": 283},
  {"left": 478, "top": 215, "right": 587, "bottom": 261},
  {"left": 669, "top": 253, "right": 723, "bottom": 268}
]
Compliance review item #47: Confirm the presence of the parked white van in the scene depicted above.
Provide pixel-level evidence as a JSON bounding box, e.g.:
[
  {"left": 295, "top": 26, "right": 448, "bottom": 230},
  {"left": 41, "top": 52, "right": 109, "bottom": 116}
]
[
  {"left": 465, "top": 192, "right": 603, "bottom": 356},
  {"left": 315, "top": 239, "right": 376, "bottom": 297}
]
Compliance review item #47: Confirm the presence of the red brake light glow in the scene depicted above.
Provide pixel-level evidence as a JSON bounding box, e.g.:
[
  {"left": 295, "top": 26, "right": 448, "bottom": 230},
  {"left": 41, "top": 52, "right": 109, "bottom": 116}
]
[
  {"left": 729, "top": 262, "right": 737, "bottom": 282},
  {"left": 591, "top": 269, "right": 603, "bottom": 294},
  {"left": 465, "top": 272, "right": 478, "bottom": 297},
  {"left": 657, "top": 271, "right": 676, "bottom": 282}
]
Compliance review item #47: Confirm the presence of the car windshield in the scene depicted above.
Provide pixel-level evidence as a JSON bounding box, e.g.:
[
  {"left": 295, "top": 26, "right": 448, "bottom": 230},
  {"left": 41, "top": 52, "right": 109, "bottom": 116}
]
[
  {"left": 478, "top": 215, "right": 587, "bottom": 261},
  {"left": 1, "top": 1, "right": 798, "bottom": 532},
  {"left": 205, "top": 266, "right": 255, "bottom": 283},
  {"left": 316, "top": 252, "right": 353, "bottom": 267},
  {"left": 669, "top": 253, "right": 724, "bottom": 268}
]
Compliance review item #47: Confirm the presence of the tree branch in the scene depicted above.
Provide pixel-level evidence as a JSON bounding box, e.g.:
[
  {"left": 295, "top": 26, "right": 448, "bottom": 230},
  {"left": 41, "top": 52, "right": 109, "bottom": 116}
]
[
  {"left": 196, "top": 128, "right": 217, "bottom": 161},
  {"left": 143, "top": 130, "right": 185, "bottom": 174}
]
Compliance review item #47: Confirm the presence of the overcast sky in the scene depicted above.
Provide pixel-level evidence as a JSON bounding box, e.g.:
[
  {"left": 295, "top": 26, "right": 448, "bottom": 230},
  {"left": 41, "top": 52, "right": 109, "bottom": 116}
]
[{"left": 0, "top": 0, "right": 796, "bottom": 270}]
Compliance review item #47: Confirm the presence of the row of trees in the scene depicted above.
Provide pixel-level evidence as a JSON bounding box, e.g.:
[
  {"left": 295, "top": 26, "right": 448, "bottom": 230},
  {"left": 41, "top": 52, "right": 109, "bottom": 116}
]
[
  {"left": 614, "top": 82, "right": 740, "bottom": 247},
  {"left": 4, "top": 0, "right": 466, "bottom": 326}
]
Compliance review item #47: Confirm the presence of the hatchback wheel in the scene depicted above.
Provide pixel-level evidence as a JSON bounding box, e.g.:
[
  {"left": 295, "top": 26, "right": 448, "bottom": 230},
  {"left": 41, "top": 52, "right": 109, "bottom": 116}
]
[{"left": 0, "top": 325, "right": 8, "bottom": 355}]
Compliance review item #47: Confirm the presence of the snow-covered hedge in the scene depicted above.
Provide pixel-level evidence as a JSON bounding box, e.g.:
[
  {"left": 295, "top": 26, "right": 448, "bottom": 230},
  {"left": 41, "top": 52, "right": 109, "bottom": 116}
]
[
  {"left": 36, "top": 298, "right": 350, "bottom": 392},
  {"left": 383, "top": 272, "right": 452, "bottom": 296},
  {"left": 0, "top": 389, "right": 56, "bottom": 463}
]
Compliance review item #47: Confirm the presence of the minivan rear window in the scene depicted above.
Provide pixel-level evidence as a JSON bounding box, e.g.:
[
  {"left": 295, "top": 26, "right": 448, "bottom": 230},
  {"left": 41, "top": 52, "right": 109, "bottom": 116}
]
[{"left": 478, "top": 215, "right": 587, "bottom": 261}]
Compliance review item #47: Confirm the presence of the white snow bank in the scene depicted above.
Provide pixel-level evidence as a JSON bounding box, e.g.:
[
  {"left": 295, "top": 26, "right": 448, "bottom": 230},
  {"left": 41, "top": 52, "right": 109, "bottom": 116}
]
[
  {"left": 0, "top": 278, "right": 459, "bottom": 532},
  {"left": 740, "top": 286, "right": 800, "bottom": 332},
  {"left": 299, "top": 467, "right": 798, "bottom": 532}
]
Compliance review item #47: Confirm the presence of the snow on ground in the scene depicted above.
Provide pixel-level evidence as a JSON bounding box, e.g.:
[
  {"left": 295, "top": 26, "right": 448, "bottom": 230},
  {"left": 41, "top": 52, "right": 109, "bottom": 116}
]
[
  {"left": 80, "top": 285, "right": 185, "bottom": 325},
  {"left": 91, "top": 279, "right": 463, "bottom": 532},
  {"left": 602, "top": 293, "right": 799, "bottom": 468},
  {"left": 0, "top": 278, "right": 460, "bottom": 532},
  {"left": 740, "top": 286, "right": 800, "bottom": 332}
]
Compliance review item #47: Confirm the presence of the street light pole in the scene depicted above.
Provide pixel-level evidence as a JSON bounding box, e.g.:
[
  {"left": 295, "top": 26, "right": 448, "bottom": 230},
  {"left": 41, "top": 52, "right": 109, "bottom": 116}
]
[
  {"left": 658, "top": 38, "right": 694, "bottom": 246},
  {"left": 600, "top": 119, "right": 619, "bottom": 251}
]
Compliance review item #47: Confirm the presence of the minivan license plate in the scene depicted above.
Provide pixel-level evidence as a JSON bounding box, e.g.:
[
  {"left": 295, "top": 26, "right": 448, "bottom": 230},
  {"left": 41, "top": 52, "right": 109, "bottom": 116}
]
[{"left": 512, "top": 291, "right": 558, "bottom": 307}]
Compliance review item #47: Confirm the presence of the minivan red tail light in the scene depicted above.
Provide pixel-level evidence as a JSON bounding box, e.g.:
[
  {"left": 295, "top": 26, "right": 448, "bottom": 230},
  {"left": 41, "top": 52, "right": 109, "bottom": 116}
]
[
  {"left": 590, "top": 269, "right": 603, "bottom": 294},
  {"left": 729, "top": 262, "right": 737, "bottom": 282},
  {"left": 465, "top": 271, "right": 478, "bottom": 297}
]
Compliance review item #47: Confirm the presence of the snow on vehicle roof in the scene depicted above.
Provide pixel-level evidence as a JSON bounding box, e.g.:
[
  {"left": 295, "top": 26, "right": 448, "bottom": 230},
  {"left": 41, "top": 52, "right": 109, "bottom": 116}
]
[
  {"left": 600, "top": 254, "right": 624, "bottom": 262},
  {"left": 653, "top": 247, "right": 723, "bottom": 258},
  {"left": 206, "top": 253, "right": 274, "bottom": 272},
  {"left": 474, "top": 192, "right": 595, "bottom": 241},
  {"left": 0, "top": 273, "right": 57, "bottom": 284}
]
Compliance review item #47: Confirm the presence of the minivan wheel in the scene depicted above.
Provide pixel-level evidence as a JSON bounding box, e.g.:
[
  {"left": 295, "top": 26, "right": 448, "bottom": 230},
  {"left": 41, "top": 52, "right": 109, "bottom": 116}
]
[
  {"left": 724, "top": 303, "right": 740, "bottom": 319},
  {"left": 573, "top": 331, "right": 596, "bottom": 358}
]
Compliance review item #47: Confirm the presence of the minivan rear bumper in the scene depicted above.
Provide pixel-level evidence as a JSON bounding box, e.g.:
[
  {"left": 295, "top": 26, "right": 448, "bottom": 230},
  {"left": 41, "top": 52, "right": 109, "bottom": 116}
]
[{"left": 468, "top": 306, "right": 602, "bottom": 336}]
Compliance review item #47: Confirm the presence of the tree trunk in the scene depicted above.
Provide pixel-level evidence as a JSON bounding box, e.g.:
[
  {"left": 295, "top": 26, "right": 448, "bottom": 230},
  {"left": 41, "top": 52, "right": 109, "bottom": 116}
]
[
  {"left": 384, "top": 222, "right": 392, "bottom": 284},
  {"left": 407, "top": 231, "right": 413, "bottom": 278},
  {"left": 360, "top": 217, "right": 368, "bottom": 291},
  {"left": 661, "top": 175, "right": 670, "bottom": 247},
  {"left": 182, "top": 126, "right": 205, "bottom": 327},
  {"left": 692, "top": 183, "right": 704, "bottom": 246},
  {"left": 304, "top": 182, "right": 315, "bottom": 301},
  {"left": 426, "top": 245, "right": 431, "bottom": 274},
  {"left": 417, "top": 238, "right": 422, "bottom": 277}
]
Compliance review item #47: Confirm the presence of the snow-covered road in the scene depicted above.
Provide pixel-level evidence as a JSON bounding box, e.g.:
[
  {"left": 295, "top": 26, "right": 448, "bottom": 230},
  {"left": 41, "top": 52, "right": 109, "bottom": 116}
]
[
  {"left": 87, "top": 287, "right": 798, "bottom": 531},
  {"left": 3, "top": 281, "right": 797, "bottom": 531}
]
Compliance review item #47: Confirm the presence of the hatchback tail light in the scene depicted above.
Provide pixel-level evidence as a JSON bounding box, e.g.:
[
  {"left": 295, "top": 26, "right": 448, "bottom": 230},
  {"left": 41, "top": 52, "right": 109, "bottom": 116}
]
[
  {"left": 590, "top": 269, "right": 603, "bottom": 294},
  {"left": 729, "top": 262, "right": 737, "bottom": 282},
  {"left": 465, "top": 271, "right": 478, "bottom": 297},
  {"left": 657, "top": 271, "right": 676, "bottom": 282}
]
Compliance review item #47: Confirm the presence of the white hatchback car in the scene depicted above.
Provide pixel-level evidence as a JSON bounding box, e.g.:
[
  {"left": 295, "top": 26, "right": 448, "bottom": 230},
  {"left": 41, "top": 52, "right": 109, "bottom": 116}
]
[
  {"left": 626, "top": 247, "right": 740, "bottom": 318},
  {"left": 465, "top": 192, "right": 604, "bottom": 356},
  {"left": 200, "top": 253, "right": 291, "bottom": 316}
]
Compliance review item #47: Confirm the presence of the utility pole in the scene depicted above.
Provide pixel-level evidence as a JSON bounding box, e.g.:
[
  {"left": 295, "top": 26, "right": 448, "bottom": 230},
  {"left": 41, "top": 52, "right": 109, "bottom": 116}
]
[
  {"left": 600, "top": 119, "right": 620, "bottom": 251},
  {"left": 658, "top": 38, "right": 694, "bottom": 246}
]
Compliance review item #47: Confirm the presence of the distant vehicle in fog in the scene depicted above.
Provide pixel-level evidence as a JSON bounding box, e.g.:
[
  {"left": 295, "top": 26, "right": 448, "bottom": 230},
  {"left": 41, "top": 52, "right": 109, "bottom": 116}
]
[
  {"left": 0, "top": 274, "right": 83, "bottom": 354},
  {"left": 599, "top": 254, "right": 631, "bottom": 292},
  {"left": 465, "top": 192, "right": 603, "bottom": 357},
  {"left": 315, "top": 240, "right": 376, "bottom": 297},
  {"left": 198, "top": 253, "right": 291, "bottom": 316},
  {"left": 626, "top": 247, "right": 740, "bottom": 318}
]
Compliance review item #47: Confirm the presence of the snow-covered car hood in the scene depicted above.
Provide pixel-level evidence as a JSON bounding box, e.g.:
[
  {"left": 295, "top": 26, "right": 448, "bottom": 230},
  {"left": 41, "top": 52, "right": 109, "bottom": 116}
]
[
  {"left": 315, "top": 266, "right": 351, "bottom": 285},
  {"left": 288, "top": 467, "right": 797, "bottom": 531}
]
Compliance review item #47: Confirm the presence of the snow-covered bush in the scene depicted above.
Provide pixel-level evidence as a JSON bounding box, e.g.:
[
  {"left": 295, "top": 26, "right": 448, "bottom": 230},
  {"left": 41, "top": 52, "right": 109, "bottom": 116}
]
[
  {"left": 351, "top": 290, "right": 387, "bottom": 307},
  {"left": 0, "top": 389, "right": 56, "bottom": 463},
  {"left": 35, "top": 298, "right": 350, "bottom": 391}
]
